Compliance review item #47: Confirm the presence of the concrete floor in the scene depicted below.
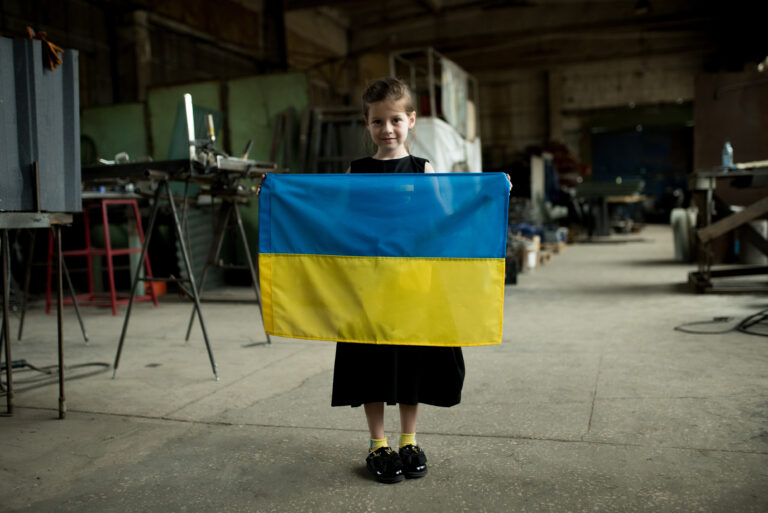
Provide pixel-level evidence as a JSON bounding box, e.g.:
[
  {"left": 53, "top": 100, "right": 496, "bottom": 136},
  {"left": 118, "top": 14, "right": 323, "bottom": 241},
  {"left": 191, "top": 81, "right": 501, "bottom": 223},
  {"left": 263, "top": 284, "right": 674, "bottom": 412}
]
[{"left": 1, "top": 224, "right": 767, "bottom": 512}]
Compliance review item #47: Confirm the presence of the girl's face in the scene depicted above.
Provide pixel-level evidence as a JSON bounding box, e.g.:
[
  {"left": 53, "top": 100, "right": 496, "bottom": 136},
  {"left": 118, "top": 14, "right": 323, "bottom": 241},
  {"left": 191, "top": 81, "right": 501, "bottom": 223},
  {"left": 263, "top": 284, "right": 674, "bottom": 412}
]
[{"left": 365, "top": 99, "right": 416, "bottom": 157}]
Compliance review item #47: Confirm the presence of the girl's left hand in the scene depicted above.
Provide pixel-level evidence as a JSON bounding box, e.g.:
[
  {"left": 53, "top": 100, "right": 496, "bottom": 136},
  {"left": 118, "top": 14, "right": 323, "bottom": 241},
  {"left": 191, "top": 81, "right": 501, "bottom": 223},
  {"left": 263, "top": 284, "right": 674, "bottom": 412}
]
[{"left": 256, "top": 173, "right": 268, "bottom": 196}]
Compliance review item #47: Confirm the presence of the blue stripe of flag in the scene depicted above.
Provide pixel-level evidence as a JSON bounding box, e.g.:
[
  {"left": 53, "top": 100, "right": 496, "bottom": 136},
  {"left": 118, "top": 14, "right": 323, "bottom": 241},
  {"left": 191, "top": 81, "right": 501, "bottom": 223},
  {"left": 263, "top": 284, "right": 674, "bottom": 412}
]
[{"left": 259, "top": 173, "right": 509, "bottom": 258}]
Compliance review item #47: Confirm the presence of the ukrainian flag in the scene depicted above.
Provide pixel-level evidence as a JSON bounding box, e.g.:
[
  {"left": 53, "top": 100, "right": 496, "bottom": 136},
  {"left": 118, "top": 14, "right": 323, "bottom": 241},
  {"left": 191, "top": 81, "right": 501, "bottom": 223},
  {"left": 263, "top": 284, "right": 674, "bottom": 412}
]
[{"left": 258, "top": 173, "right": 510, "bottom": 347}]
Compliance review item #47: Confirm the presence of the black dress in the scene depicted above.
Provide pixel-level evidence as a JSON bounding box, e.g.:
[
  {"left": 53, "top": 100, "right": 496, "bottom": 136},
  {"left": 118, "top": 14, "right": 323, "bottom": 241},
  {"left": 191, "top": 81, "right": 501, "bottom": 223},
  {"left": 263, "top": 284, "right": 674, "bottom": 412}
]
[{"left": 330, "top": 155, "right": 466, "bottom": 407}]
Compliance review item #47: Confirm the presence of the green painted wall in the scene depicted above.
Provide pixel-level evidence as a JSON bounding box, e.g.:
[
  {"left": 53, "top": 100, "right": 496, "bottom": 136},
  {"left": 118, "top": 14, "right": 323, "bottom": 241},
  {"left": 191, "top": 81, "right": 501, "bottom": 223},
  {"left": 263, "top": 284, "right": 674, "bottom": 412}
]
[
  {"left": 78, "top": 73, "right": 310, "bottom": 285},
  {"left": 80, "top": 103, "right": 147, "bottom": 163},
  {"left": 227, "top": 72, "right": 309, "bottom": 166},
  {"left": 80, "top": 74, "right": 308, "bottom": 168},
  {"left": 225, "top": 72, "right": 309, "bottom": 272},
  {"left": 147, "top": 81, "right": 223, "bottom": 161}
]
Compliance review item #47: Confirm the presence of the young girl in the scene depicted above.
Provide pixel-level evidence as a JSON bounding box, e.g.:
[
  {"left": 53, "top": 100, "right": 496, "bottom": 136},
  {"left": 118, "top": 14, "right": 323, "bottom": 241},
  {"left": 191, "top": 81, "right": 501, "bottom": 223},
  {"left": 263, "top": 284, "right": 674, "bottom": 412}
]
[{"left": 331, "top": 77, "right": 465, "bottom": 484}]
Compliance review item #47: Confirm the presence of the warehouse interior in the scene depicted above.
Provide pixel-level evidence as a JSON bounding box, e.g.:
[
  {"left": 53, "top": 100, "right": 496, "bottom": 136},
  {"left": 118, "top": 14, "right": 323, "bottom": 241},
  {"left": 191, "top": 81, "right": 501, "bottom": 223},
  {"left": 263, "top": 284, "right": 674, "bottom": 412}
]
[{"left": 1, "top": 0, "right": 768, "bottom": 511}]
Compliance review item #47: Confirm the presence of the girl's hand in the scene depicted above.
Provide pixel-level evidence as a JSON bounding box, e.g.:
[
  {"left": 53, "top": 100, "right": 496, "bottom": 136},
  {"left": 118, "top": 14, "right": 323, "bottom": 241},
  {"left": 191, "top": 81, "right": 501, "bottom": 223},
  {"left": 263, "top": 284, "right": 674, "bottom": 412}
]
[{"left": 256, "top": 173, "right": 268, "bottom": 196}]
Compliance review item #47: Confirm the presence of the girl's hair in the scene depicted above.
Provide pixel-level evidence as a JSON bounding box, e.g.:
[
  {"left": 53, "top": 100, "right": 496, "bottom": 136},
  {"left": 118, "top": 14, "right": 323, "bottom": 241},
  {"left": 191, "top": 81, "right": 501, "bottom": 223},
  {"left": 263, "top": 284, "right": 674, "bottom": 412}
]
[{"left": 362, "top": 77, "right": 415, "bottom": 121}]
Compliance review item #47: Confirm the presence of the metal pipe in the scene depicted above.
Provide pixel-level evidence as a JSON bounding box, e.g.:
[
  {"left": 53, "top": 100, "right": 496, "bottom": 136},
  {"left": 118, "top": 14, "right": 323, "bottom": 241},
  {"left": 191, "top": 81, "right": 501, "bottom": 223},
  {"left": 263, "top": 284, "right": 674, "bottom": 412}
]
[
  {"left": 55, "top": 225, "right": 66, "bottom": 419},
  {"left": 181, "top": 179, "right": 193, "bottom": 343},
  {"left": 166, "top": 185, "right": 219, "bottom": 380},
  {"left": 2, "top": 230, "right": 14, "bottom": 414},
  {"left": 185, "top": 203, "right": 232, "bottom": 341},
  {"left": 206, "top": 114, "right": 216, "bottom": 143},
  {"left": 113, "top": 183, "right": 163, "bottom": 378},
  {"left": 234, "top": 203, "right": 271, "bottom": 345},
  {"left": 185, "top": 93, "right": 196, "bottom": 161},
  {"left": 427, "top": 48, "right": 437, "bottom": 117},
  {"left": 18, "top": 230, "right": 36, "bottom": 341},
  {"left": 62, "top": 257, "right": 88, "bottom": 343}
]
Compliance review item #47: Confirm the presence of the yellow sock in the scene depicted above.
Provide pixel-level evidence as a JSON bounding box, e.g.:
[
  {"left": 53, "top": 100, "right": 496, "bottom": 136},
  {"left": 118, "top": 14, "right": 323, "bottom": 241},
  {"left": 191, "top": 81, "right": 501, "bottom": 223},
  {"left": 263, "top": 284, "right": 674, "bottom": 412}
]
[
  {"left": 399, "top": 433, "right": 416, "bottom": 448},
  {"left": 369, "top": 438, "right": 388, "bottom": 452}
]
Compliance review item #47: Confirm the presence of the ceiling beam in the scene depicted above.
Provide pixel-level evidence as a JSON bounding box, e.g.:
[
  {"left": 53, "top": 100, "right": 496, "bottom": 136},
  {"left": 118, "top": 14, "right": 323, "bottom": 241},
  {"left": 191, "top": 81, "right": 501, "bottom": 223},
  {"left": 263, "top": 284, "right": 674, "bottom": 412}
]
[
  {"left": 284, "top": 0, "right": 360, "bottom": 10},
  {"left": 348, "top": 1, "right": 714, "bottom": 53},
  {"left": 455, "top": 39, "right": 714, "bottom": 74},
  {"left": 350, "top": 10, "right": 714, "bottom": 59},
  {"left": 417, "top": 0, "right": 443, "bottom": 13},
  {"left": 350, "top": 0, "right": 537, "bottom": 31}
]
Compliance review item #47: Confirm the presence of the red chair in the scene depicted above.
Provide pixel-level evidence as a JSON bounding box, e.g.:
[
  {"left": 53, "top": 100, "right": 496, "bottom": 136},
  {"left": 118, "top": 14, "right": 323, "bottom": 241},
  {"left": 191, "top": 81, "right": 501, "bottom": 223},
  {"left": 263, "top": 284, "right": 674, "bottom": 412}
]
[{"left": 46, "top": 199, "right": 158, "bottom": 316}]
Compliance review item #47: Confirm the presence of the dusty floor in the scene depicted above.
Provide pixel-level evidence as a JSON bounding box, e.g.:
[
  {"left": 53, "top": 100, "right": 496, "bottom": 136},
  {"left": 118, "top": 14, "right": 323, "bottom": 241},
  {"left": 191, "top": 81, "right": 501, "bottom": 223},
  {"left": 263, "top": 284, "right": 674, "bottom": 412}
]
[{"left": 1, "top": 224, "right": 767, "bottom": 512}]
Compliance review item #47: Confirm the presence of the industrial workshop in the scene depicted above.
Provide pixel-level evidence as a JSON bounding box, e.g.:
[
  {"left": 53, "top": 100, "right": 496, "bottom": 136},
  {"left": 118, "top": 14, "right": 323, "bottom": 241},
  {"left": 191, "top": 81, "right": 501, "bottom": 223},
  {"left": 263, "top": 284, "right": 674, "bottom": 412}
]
[{"left": 1, "top": 1, "right": 767, "bottom": 511}]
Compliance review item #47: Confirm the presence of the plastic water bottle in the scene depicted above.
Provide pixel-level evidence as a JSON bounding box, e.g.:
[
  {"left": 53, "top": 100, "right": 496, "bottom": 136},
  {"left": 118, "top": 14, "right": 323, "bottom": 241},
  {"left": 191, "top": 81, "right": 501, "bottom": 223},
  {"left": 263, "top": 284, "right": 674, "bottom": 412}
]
[{"left": 722, "top": 141, "right": 733, "bottom": 169}]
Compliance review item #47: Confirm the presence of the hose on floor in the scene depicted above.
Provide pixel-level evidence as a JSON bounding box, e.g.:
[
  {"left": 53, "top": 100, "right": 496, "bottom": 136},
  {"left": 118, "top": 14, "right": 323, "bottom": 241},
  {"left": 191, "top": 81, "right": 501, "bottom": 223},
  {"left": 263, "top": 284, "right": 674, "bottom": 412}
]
[{"left": 674, "top": 307, "right": 768, "bottom": 337}]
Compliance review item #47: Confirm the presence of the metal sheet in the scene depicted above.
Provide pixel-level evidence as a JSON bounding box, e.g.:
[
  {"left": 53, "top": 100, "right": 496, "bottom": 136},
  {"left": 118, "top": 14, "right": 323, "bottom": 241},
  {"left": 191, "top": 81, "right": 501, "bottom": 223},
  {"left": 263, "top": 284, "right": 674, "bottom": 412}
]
[{"left": 0, "top": 38, "right": 81, "bottom": 212}]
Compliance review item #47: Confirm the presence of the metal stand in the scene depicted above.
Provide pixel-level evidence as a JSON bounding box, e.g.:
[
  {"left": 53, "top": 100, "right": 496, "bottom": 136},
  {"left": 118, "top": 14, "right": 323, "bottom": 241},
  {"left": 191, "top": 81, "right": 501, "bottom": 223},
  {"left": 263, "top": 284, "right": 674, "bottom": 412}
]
[
  {"left": 184, "top": 197, "right": 271, "bottom": 345},
  {"left": 16, "top": 229, "right": 88, "bottom": 343},
  {"left": 112, "top": 177, "right": 219, "bottom": 380},
  {"left": 0, "top": 213, "right": 72, "bottom": 418},
  {"left": 17, "top": 230, "right": 35, "bottom": 341},
  {"left": 2, "top": 230, "right": 14, "bottom": 415},
  {"left": 54, "top": 225, "right": 66, "bottom": 419}
]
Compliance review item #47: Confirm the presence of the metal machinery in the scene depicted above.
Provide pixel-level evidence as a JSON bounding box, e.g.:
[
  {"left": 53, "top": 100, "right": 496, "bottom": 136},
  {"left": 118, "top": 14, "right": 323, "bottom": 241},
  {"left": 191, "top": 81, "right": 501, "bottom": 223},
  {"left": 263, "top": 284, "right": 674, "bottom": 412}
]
[
  {"left": 688, "top": 162, "right": 768, "bottom": 293},
  {"left": 82, "top": 94, "right": 276, "bottom": 381}
]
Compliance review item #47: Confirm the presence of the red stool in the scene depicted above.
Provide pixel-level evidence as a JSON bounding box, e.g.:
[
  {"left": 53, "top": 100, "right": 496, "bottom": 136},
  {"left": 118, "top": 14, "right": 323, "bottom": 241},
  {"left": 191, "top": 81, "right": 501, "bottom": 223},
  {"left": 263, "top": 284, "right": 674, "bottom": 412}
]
[{"left": 46, "top": 199, "right": 158, "bottom": 316}]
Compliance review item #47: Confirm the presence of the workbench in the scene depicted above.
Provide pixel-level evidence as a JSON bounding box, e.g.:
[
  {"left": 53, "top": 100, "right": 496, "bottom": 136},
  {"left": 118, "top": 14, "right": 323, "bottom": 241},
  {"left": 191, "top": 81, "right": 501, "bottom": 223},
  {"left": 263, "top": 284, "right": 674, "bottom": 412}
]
[
  {"left": 1, "top": 212, "right": 73, "bottom": 418},
  {"left": 688, "top": 164, "right": 768, "bottom": 293},
  {"left": 82, "top": 157, "right": 275, "bottom": 380},
  {"left": 574, "top": 181, "right": 646, "bottom": 237}
]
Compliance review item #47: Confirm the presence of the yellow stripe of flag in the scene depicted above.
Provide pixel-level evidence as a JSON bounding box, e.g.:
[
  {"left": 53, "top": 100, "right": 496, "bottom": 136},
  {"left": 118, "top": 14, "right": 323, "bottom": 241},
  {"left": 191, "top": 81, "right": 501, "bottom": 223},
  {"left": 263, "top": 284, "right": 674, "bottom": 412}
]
[{"left": 260, "top": 253, "right": 504, "bottom": 346}]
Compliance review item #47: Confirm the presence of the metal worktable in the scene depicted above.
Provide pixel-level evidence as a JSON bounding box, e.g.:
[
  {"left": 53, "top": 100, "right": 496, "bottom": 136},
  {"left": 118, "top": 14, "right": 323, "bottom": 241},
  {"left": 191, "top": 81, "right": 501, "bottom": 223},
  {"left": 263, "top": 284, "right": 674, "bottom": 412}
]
[
  {"left": 688, "top": 164, "right": 768, "bottom": 293},
  {"left": 1, "top": 212, "right": 73, "bottom": 418}
]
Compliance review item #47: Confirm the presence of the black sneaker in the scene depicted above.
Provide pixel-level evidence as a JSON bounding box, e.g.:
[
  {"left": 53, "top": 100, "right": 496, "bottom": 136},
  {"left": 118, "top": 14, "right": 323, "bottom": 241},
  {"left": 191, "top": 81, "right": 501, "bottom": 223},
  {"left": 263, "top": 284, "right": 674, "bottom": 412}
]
[
  {"left": 366, "top": 447, "right": 405, "bottom": 484},
  {"left": 399, "top": 444, "right": 428, "bottom": 479}
]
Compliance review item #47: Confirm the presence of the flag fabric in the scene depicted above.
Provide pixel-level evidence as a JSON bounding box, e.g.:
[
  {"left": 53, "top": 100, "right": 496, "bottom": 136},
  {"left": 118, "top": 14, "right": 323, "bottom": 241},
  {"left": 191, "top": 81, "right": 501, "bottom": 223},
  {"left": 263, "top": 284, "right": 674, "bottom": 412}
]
[{"left": 258, "top": 173, "right": 510, "bottom": 347}]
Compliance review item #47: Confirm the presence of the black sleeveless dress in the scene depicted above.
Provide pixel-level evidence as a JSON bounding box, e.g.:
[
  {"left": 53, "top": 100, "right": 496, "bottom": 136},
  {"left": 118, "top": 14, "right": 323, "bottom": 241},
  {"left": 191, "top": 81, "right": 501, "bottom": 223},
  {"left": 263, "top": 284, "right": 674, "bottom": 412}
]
[{"left": 330, "top": 155, "right": 466, "bottom": 407}]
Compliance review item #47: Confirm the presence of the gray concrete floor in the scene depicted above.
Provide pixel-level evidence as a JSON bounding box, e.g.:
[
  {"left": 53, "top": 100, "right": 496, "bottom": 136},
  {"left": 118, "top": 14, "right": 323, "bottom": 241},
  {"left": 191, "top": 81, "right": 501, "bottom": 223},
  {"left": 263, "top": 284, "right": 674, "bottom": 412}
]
[{"left": 1, "top": 225, "right": 767, "bottom": 512}]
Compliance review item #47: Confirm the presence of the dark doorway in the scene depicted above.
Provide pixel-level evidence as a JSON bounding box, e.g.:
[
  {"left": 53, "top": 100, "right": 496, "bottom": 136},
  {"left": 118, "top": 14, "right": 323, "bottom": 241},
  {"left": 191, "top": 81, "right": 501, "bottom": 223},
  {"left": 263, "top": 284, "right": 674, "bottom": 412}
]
[{"left": 591, "top": 124, "right": 693, "bottom": 222}]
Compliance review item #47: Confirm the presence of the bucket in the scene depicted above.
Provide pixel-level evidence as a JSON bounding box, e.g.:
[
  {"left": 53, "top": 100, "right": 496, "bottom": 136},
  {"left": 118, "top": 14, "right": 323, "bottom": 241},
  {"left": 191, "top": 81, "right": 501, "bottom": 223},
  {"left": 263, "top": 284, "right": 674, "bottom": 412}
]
[
  {"left": 523, "top": 235, "right": 540, "bottom": 271},
  {"left": 670, "top": 207, "right": 697, "bottom": 262}
]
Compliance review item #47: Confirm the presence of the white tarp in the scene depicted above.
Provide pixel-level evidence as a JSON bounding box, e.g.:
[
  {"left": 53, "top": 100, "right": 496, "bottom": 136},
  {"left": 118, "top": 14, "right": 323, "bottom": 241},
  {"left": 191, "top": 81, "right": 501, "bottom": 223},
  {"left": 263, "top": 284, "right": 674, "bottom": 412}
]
[
  {"left": 441, "top": 58, "right": 468, "bottom": 138},
  {"left": 410, "top": 116, "right": 482, "bottom": 173}
]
